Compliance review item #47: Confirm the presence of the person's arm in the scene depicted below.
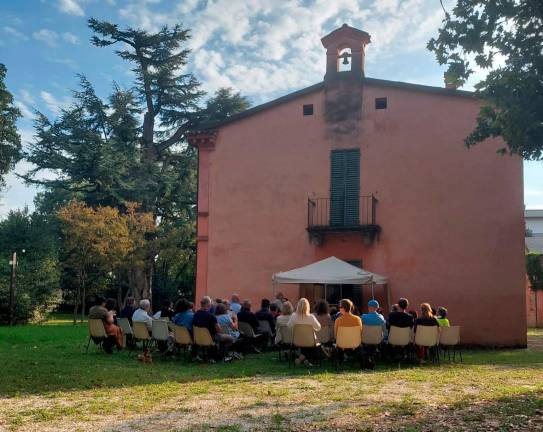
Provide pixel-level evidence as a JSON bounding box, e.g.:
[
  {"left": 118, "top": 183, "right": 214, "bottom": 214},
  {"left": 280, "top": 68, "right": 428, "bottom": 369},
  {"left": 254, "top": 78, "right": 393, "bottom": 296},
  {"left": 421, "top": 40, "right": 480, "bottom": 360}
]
[
  {"left": 334, "top": 318, "right": 339, "bottom": 337},
  {"left": 310, "top": 315, "right": 321, "bottom": 332},
  {"left": 267, "top": 314, "right": 275, "bottom": 334},
  {"left": 105, "top": 311, "right": 115, "bottom": 324}
]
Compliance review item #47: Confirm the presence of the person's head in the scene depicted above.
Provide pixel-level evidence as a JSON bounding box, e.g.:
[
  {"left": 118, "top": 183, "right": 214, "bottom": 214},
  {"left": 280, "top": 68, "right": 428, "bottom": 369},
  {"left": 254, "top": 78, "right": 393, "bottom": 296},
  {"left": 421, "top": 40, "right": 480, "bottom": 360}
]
[
  {"left": 215, "top": 303, "right": 227, "bottom": 316},
  {"left": 391, "top": 304, "right": 399, "bottom": 312},
  {"left": 139, "top": 299, "right": 151, "bottom": 312},
  {"left": 281, "top": 301, "right": 294, "bottom": 315},
  {"left": 224, "top": 300, "right": 231, "bottom": 311},
  {"left": 231, "top": 294, "right": 240, "bottom": 304},
  {"left": 188, "top": 302, "right": 194, "bottom": 311},
  {"left": 420, "top": 303, "right": 434, "bottom": 319},
  {"left": 315, "top": 299, "right": 330, "bottom": 316},
  {"left": 431, "top": 307, "right": 437, "bottom": 316},
  {"left": 408, "top": 310, "right": 418, "bottom": 319},
  {"left": 295, "top": 298, "right": 310, "bottom": 316},
  {"left": 174, "top": 298, "right": 189, "bottom": 314},
  {"left": 367, "top": 299, "right": 379, "bottom": 313},
  {"left": 105, "top": 298, "right": 117, "bottom": 311},
  {"left": 94, "top": 296, "right": 106, "bottom": 307},
  {"left": 200, "top": 296, "right": 212, "bottom": 310},
  {"left": 125, "top": 296, "right": 135, "bottom": 307},
  {"left": 330, "top": 306, "right": 338, "bottom": 316},
  {"left": 270, "top": 303, "right": 278, "bottom": 313},
  {"left": 398, "top": 298, "right": 409, "bottom": 311},
  {"left": 242, "top": 299, "right": 252, "bottom": 310},
  {"left": 163, "top": 300, "right": 173, "bottom": 310},
  {"left": 261, "top": 298, "right": 271, "bottom": 309},
  {"left": 437, "top": 306, "right": 447, "bottom": 318},
  {"left": 276, "top": 292, "right": 284, "bottom": 301},
  {"left": 339, "top": 299, "right": 353, "bottom": 315},
  {"left": 215, "top": 298, "right": 223, "bottom": 305}
]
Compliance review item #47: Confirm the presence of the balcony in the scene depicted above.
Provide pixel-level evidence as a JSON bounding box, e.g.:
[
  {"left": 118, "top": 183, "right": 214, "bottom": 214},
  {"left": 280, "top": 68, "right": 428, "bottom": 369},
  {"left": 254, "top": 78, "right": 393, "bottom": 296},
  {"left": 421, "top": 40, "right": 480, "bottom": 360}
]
[{"left": 307, "top": 195, "right": 381, "bottom": 245}]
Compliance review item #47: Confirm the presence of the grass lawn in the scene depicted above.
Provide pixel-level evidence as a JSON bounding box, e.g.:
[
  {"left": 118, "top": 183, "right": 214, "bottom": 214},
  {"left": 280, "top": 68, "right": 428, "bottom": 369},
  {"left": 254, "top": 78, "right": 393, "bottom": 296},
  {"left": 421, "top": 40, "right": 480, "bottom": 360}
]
[{"left": 0, "top": 321, "right": 542, "bottom": 432}]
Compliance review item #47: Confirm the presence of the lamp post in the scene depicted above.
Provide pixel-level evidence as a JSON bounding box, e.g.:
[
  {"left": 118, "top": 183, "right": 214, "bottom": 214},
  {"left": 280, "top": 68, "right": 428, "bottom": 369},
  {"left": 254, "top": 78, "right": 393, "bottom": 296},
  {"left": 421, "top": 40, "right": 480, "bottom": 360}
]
[{"left": 8, "top": 249, "right": 25, "bottom": 326}]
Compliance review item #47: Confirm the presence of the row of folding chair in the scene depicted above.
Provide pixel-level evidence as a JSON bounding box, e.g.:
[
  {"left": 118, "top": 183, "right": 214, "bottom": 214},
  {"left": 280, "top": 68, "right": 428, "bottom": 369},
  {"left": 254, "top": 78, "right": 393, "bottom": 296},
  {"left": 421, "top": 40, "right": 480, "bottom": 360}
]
[{"left": 273, "top": 323, "right": 461, "bottom": 367}]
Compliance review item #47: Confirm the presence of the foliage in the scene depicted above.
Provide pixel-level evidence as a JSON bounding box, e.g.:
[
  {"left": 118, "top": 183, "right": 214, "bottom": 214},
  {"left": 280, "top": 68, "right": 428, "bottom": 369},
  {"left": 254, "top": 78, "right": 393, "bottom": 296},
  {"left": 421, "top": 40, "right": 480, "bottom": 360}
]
[
  {"left": 0, "top": 208, "right": 61, "bottom": 323},
  {"left": 527, "top": 252, "right": 543, "bottom": 291},
  {"left": 428, "top": 1, "right": 543, "bottom": 157},
  {"left": 0, "top": 63, "right": 22, "bottom": 189},
  {"left": 23, "top": 20, "right": 250, "bottom": 303},
  {"left": 57, "top": 200, "right": 155, "bottom": 320}
]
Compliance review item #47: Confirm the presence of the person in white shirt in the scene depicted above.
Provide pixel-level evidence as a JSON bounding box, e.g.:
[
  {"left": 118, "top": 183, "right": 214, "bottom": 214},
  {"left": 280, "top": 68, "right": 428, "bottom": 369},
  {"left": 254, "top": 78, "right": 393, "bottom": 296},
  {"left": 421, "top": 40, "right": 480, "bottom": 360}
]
[
  {"left": 288, "top": 298, "right": 321, "bottom": 366},
  {"left": 132, "top": 299, "right": 153, "bottom": 331},
  {"left": 275, "top": 301, "right": 294, "bottom": 344}
]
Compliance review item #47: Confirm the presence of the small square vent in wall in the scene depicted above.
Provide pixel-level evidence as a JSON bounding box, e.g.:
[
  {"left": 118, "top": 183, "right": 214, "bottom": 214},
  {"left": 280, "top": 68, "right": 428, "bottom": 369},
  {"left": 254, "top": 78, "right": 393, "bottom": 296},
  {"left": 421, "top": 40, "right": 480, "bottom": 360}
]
[
  {"left": 375, "top": 97, "right": 387, "bottom": 110},
  {"left": 303, "top": 104, "right": 314, "bottom": 115}
]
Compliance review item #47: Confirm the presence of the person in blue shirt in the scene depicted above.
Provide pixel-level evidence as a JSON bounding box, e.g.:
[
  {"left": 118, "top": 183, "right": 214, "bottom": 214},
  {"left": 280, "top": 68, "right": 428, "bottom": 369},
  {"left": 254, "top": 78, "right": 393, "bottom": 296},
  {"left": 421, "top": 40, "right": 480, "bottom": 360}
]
[
  {"left": 173, "top": 298, "right": 194, "bottom": 331},
  {"left": 361, "top": 299, "right": 386, "bottom": 327},
  {"left": 230, "top": 294, "right": 242, "bottom": 314}
]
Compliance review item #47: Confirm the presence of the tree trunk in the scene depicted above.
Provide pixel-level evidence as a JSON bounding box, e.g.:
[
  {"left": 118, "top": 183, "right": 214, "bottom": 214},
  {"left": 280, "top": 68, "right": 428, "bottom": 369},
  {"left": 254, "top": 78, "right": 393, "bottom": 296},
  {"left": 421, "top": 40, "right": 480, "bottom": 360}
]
[
  {"left": 81, "top": 282, "right": 86, "bottom": 323},
  {"left": 129, "top": 264, "right": 151, "bottom": 301},
  {"left": 73, "top": 284, "right": 80, "bottom": 325}
]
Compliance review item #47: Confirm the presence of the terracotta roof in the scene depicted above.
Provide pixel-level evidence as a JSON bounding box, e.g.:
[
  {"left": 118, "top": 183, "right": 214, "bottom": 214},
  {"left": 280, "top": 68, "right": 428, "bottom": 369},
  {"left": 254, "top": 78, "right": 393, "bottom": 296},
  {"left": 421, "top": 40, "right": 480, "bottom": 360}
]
[{"left": 196, "top": 76, "right": 475, "bottom": 131}]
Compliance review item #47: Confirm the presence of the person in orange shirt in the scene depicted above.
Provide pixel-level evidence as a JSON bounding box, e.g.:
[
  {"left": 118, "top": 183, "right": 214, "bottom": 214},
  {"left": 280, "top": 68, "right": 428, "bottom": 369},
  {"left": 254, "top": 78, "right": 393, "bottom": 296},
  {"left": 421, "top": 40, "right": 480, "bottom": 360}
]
[{"left": 334, "top": 298, "right": 363, "bottom": 337}]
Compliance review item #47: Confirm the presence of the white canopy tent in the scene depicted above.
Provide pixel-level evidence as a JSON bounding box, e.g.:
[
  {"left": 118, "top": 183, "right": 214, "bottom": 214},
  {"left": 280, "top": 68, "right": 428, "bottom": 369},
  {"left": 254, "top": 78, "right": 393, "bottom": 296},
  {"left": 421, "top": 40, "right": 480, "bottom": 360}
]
[{"left": 272, "top": 256, "right": 388, "bottom": 303}]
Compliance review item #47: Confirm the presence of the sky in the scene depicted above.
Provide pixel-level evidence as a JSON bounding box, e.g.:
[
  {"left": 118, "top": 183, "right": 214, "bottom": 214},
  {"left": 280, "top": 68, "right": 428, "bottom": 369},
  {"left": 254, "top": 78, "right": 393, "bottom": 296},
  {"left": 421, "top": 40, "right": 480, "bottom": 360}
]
[{"left": 1, "top": 0, "right": 542, "bottom": 216}]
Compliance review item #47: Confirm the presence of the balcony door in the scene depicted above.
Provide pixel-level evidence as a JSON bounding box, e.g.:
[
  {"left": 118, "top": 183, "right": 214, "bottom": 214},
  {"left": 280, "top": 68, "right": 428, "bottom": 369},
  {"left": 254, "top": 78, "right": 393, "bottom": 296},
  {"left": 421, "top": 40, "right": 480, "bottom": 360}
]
[{"left": 330, "top": 149, "right": 360, "bottom": 226}]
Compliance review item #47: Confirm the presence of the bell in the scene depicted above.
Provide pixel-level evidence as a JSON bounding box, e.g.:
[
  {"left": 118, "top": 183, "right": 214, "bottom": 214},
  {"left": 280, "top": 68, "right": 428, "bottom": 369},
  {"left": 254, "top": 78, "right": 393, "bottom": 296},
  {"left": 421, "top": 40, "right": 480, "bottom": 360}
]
[{"left": 342, "top": 55, "right": 350, "bottom": 65}]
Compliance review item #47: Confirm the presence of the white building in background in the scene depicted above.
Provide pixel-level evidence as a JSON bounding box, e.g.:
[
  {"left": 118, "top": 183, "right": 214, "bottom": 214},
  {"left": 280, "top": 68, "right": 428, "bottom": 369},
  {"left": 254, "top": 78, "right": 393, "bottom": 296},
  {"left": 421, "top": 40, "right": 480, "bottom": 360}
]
[
  {"left": 525, "top": 209, "right": 543, "bottom": 253},
  {"left": 526, "top": 209, "right": 543, "bottom": 236}
]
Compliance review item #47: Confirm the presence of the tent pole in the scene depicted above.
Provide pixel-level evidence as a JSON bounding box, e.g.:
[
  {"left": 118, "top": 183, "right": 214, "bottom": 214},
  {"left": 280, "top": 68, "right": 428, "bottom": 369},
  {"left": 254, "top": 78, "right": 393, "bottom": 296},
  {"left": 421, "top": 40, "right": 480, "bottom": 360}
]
[
  {"left": 324, "top": 284, "right": 327, "bottom": 302},
  {"left": 371, "top": 282, "right": 375, "bottom": 300}
]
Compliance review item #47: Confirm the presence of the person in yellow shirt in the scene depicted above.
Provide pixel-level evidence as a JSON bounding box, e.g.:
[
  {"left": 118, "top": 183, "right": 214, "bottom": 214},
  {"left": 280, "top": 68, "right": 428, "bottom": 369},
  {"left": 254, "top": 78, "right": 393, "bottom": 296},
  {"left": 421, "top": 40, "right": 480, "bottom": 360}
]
[{"left": 334, "top": 298, "right": 363, "bottom": 337}]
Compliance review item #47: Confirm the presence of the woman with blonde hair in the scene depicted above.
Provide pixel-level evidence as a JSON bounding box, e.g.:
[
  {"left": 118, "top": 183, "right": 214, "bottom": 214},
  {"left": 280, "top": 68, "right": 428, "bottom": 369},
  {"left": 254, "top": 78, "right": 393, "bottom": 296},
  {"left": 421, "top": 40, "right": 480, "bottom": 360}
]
[
  {"left": 287, "top": 298, "right": 321, "bottom": 366},
  {"left": 414, "top": 302, "right": 439, "bottom": 363}
]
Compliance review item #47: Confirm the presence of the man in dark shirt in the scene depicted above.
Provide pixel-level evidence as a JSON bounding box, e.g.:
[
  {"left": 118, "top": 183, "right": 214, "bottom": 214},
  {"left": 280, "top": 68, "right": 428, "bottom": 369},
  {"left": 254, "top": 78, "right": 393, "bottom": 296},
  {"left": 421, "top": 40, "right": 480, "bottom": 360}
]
[
  {"left": 237, "top": 300, "right": 260, "bottom": 333},
  {"left": 193, "top": 296, "right": 233, "bottom": 361},
  {"left": 255, "top": 299, "right": 275, "bottom": 337},
  {"left": 119, "top": 297, "right": 136, "bottom": 324},
  {"left": 387, "top": 298, "right": 414, "bottom": 329}
]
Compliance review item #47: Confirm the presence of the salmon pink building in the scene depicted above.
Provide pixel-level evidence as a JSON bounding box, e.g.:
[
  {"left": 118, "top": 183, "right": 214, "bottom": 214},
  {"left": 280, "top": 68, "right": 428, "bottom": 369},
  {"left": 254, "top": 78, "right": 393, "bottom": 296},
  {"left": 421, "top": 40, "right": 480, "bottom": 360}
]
[{"left": 189, "top": 25, "right": 526, "bottom": 346}]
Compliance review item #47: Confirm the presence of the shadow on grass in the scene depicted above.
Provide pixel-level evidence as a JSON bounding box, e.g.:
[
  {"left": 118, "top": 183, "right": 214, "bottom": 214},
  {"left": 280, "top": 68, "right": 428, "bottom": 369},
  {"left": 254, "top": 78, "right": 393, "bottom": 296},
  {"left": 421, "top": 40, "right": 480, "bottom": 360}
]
[
  {"left": 101, "top": 389, "right": 543, "bottom": 432},
  {"left": 1, "top": 323, "right": 542, "bottom": 398}
]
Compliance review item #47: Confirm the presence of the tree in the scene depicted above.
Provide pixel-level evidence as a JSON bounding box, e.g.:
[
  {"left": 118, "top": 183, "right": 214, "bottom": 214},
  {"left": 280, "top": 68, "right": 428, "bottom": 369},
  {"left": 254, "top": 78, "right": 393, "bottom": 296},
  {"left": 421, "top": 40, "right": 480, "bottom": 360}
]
[
  {"left": 0, "top": 208, "right": 61, "bottom": 324},
  {"left": 428, "top": 1, "right": 543, "bottom": 157},
  {"left": 0, "top": 64, "right": 22, "bottom": 189},
  {"left": 24, "top": 21, "right": 250, "bottom": 301},
  {"left": 58, "top": 201, "right": 133, "bottom": 322},
  {"left": 526, "top": 252, "right": 543, "bottom": 326}
]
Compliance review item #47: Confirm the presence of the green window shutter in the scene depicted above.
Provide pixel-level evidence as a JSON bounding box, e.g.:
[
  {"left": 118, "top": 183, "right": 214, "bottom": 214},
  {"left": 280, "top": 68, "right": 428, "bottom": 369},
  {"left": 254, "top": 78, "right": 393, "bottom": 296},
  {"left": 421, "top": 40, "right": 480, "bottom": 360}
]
[{"left": 330, "top": 149, "right": 360, "bottom": 226}]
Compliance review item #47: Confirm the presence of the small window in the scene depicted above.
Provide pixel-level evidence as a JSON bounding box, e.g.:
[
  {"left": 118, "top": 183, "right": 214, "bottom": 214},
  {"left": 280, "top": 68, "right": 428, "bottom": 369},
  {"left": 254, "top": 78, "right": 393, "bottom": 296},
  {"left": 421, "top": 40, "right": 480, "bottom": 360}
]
[
  {"left": 375, "top": 97, "right": 387, "bottom": 110},
  {"left": 303, "top": 104, "right": 314, "bottom": 116}
]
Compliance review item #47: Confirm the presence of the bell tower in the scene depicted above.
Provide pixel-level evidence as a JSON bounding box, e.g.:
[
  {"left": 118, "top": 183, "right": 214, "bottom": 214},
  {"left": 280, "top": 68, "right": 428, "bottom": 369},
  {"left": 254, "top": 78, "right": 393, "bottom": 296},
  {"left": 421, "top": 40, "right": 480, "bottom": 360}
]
[{"left": 321, "top": 24, "right": 371, "bottom": 81}]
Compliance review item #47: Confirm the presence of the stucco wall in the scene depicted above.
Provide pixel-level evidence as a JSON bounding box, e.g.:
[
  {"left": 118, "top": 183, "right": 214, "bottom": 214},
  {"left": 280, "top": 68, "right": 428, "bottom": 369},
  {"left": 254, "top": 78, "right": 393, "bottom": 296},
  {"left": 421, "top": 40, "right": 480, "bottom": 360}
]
[{"left": 197, "top": 81, "right": 526, "bottom": 346}]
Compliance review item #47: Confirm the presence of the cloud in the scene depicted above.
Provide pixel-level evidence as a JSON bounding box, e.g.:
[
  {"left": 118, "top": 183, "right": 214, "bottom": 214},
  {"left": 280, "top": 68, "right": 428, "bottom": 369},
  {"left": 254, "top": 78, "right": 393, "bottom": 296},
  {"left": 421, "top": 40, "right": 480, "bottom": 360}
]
[
  {"left": 57, "top": 0, "right": 85, "bottom": 16},
  {"left": 48, "top": 57, "right": 78, "bottom": 69},
  {"left": 15, "top": 101, "right": 34, "bottom": 119},
  {"left": 3, "top": 26, "right": 29, "bottom": 41},
  {"left": 40, "top": 91, "right": 71, "bottom": 116},
  {"left": 117, "top": 0, "right": 451, "bottom": 104},
  {"left": 62, "top": 32, "right": 79, "bottom": 44},
  {"left": 33, "top": 29, "right": 59, "bottom": 46}
]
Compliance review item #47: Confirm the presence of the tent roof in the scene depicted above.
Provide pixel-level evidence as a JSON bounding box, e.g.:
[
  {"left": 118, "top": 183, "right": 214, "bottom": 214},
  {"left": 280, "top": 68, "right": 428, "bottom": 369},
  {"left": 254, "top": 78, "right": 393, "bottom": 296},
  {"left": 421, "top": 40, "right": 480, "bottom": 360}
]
[{"left": 272, "top": 256, "right": 387, "bottom": 285}]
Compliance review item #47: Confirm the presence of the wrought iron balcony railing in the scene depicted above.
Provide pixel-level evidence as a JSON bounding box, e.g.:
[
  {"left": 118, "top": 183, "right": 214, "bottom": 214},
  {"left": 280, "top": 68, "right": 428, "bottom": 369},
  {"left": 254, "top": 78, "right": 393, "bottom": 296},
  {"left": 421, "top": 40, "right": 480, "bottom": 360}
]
[{"left": 307, "top": 195, "right": 380, "bottom": 244}]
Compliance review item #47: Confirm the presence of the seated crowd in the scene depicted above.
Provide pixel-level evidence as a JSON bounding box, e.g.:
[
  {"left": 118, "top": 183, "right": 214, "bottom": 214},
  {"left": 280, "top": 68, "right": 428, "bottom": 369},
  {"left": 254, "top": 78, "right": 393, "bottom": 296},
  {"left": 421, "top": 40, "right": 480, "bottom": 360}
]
[{"left": 88, "top": 291, "right": 451, "bottom": 365}]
